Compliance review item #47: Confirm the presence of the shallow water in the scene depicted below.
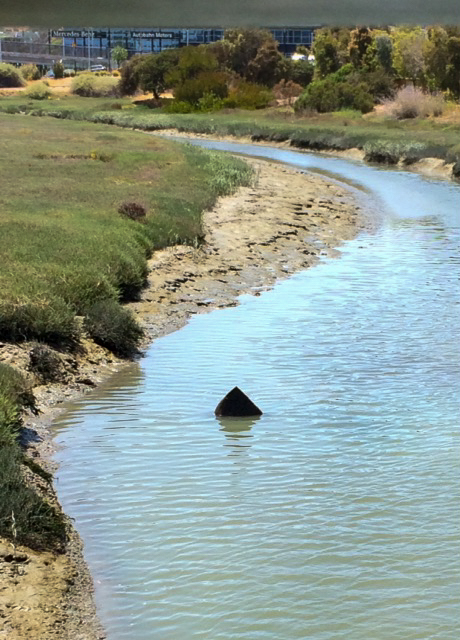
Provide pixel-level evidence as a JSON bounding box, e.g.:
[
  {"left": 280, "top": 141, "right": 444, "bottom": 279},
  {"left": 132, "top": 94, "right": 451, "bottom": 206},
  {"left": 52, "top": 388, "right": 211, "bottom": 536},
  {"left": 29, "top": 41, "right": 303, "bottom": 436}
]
[{"left": 53, "top": 145, "right": 460, "bottom": 639}]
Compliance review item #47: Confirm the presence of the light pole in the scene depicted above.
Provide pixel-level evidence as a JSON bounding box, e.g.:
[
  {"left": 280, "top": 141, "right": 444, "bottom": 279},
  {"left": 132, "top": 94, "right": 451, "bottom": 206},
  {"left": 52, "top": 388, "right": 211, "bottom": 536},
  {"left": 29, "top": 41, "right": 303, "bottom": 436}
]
[{"left": 87, "top": 28, "right": 91, "bottom": 70}]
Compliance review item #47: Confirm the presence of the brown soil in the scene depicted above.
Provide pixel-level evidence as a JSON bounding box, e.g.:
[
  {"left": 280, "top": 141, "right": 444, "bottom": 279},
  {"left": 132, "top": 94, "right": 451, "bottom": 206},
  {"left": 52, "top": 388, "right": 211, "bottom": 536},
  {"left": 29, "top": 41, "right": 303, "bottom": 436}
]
[{"left": 0, "top": 156, "right": 372, "bottom": 639}]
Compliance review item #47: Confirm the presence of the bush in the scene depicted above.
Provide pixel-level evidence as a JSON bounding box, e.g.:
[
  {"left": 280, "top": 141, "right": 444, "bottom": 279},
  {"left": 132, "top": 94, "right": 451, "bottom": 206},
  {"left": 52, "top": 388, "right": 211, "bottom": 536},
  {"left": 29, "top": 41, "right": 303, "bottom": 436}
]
[
  {"left": 289, "top": 58, "right": 315, "bottom": 87},
  {"left": 0, "top": 363, "right": 34, "bottom": 448},
  {"left": 224, "top": 81, "right": 273, "bottom": 110},
  {"left": 0, "top": 63, "right": 26, "bottom": 88},
  {"left": 295, "top": 69, "right": 374, "bottom": 114},
  {"left": 0, "top": 394, "right": 21, "bottom": 448},
  {"left": 21, "top": 64, "right": 41, "bottom": 81},
  {"left": 361, "top": 69, "right": 395, "bottom": 101},
  {"left": 71, "top": 73, "right": 120, "bottom": 97},
  {"left": 0, "top": 297, "right": 80, "bottom": 347},
  {"left": 24, "top": 81, "right": 52, "bottom": 100},
  {"left": 382, "top": 86, "right": 445, "bottom": 119},
  {"left": 197, "top": 92, "right": 225, "bottom": 112},
  {"left": 53, "top": 62, "right": 64, "bottom": 79},
  {"left": 295, "top": 77, "right": 341, "bottom": 113},
  {"left": 273, "top": 79, "right": 303, "bottom": 105},
  {"left": 174, "top": 71, "right": 228, "bottom": 106},
  {"left": 163, "top": 100, "right": 194, "bottom": 113},
  {"left": 118, "top": 201, "right": 147, "bottom": 222},
  {"left": 28, "top": 344, "right": 65, "bottom": 383},
  {"left": 0, "top": 363, "right": 35, "bottom": 414},
  {"left": 84, "top": 299, "right": 144, "bottom": 357},
  {"left": 0, "top": 447, "right": 66, "bottom": 551}
]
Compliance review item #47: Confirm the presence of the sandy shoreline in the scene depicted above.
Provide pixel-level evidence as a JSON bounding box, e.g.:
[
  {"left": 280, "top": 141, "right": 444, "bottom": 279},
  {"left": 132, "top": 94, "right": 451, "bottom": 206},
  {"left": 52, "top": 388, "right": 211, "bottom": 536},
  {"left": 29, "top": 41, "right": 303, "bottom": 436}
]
[{"left": 0, "top": 156, "right": 372, "bottom": 639}]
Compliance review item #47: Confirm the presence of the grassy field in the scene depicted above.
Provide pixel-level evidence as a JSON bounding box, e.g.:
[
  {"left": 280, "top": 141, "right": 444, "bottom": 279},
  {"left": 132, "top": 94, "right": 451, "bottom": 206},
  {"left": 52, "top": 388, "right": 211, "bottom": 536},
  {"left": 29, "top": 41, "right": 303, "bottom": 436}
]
[
  {"left": 0, "top": 112, "right": 252, "bottom": 349},
  {"left": 1, "top": 93, "right": 460, "bottom": 167},
  {"left": 0, "top": 111, "right": 252, "bottom": 549}
]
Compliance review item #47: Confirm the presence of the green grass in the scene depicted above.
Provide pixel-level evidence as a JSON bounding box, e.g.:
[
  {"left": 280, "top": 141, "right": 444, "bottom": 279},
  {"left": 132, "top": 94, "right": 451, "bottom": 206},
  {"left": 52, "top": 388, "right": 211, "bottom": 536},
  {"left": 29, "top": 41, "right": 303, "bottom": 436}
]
[
  {"left": 0, "top": 113, "right": 252, "bottom": 348},
  {"left": 0, "top": 94, "right": 459, "bottom": 164}
]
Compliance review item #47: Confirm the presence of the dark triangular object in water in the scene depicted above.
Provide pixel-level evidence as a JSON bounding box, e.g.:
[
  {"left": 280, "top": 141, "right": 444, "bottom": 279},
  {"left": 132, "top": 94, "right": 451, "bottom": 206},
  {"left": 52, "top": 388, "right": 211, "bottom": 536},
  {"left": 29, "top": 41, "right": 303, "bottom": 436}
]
[{"left": 215, "top": 386, "right": 263, "bottom": 417}]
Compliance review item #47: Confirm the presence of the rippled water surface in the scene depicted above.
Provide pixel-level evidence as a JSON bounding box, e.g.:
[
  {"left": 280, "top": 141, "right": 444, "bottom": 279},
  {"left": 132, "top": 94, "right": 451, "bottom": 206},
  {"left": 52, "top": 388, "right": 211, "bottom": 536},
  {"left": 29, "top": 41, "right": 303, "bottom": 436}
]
[{"left": 53, "top": 146, "right": 460, "bottom": 639}]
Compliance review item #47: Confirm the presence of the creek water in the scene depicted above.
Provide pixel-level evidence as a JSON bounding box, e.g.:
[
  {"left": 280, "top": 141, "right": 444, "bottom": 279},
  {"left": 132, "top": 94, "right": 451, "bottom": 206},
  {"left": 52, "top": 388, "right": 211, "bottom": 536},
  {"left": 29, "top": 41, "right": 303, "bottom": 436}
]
[{"left": 52, "top": 143, "right": 460, "bottom": 640}]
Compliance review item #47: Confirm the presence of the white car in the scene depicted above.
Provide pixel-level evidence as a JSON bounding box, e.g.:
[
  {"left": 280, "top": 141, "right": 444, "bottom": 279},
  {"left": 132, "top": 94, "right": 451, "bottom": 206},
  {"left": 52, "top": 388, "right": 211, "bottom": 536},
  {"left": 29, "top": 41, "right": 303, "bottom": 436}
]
[{"left": 90, "top": 64, "right": 106, "bottom": 72}]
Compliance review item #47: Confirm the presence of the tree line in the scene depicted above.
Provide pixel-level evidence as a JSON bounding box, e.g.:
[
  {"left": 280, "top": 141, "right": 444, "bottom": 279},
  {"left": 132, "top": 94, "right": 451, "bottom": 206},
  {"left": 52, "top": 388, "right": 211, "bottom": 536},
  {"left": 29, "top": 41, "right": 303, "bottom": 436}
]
[{"left": 116, "top": 26, "right": 460, "bottom": 113}]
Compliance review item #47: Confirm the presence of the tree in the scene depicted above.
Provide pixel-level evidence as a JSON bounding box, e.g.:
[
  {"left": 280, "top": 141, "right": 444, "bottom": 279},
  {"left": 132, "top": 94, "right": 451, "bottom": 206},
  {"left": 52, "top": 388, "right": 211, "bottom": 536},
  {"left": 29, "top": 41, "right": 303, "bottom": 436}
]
[
  {"left": 349, "top": 27, "right": 373, "bottom": 68},
  {"left": 312, "top": 30, "right": 341, "bottom": 79},
  {"left": 166, "top": 45, "right": 218, "bottom": 87},
  {"left": 246, "top": 40, "right": 288, "bottom": 86},
  {"left": 289, "top": 58, "right": 314, "bottom": 87},
  {"left": 424, "top": 27, "right": 449, "bottom": 91},
  {"left": 392, "top": 27, "right": 427, "bottom": 86},
  {"left": 137, "top": 49, "right": 180, "bottom": 98},
  {"left": 118, "top": 54, "right": 145, "bottom": 95},
  {"left": 375, "top": 35, "right": 394, "bottom": 72},
  {"left": 112, "top": 46, "right": 128, "bottom": 68},
  {"left": 446, "top": 36, "right": 460, "bottom": 97},
  {"left": 210, "top": 28, "right": 286, "bottom": 86},
  {"left": 212, "top": 29, "right": 274, "bottom": 76}
]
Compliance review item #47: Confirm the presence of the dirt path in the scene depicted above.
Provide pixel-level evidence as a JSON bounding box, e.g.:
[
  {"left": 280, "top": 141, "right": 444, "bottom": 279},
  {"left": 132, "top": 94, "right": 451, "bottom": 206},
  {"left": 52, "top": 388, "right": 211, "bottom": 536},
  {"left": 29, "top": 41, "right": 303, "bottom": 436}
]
[{"left": 0, "top": 157, "right": 372, "bottom": 640}]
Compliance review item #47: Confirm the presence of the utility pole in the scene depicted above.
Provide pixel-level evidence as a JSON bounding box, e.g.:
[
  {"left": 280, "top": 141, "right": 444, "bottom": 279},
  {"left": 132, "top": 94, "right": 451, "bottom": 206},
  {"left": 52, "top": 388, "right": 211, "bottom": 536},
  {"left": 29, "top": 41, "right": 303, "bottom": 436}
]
[{"left": 87, "top": 28, "right": 91, "bottom": 69}]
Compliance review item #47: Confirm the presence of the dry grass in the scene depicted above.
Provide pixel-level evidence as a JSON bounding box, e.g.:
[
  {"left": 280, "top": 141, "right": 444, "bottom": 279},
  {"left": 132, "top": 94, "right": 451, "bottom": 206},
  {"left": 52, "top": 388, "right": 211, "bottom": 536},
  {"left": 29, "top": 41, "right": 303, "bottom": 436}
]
[{"left": 381, "top": 86, "right": 446, "bottom": 120}]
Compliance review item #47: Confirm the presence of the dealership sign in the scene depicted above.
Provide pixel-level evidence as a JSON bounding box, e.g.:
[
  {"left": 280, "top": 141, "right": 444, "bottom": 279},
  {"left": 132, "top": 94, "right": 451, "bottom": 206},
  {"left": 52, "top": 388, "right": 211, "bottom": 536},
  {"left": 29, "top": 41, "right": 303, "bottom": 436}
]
[
  {"left": 51, "top": 30, "right": 89, "bottom": 38},
  {"left": 52, "top": 30, "right": 177, "bottom": 40},
  {"left": 131, "top": 31, "right": 175, "bottom": 39}
]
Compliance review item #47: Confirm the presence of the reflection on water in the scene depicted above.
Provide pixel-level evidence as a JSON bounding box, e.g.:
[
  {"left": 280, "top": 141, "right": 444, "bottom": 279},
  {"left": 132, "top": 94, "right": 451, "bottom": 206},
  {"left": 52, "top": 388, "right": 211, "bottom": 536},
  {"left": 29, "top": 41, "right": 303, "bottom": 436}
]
[
  {"left": 53, "top": 146, "right": 460, "bottom": 640},
  {"left": 218, "top": 416, "right": 258, "bottom": 458}
]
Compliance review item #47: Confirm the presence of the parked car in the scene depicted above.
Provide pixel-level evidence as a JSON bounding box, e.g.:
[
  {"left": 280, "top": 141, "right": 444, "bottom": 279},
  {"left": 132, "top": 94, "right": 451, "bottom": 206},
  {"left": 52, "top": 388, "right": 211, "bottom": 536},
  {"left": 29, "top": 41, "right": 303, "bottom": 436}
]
[{"left": 90, "top": 64, "right": 106, "bottom": 72}]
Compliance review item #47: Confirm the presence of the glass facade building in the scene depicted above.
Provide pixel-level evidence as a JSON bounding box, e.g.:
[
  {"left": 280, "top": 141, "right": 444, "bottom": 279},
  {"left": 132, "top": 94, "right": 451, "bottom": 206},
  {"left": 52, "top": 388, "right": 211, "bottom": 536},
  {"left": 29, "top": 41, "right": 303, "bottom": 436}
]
[{"left": 61, "top": 27, "right": 315, "bottom": 59}]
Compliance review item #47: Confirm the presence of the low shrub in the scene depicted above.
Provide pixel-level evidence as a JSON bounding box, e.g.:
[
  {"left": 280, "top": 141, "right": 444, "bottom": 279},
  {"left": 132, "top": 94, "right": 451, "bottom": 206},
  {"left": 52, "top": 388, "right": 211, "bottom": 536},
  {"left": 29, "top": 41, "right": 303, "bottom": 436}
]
[
  {"left": 118, "top": 201, "right": 147, "bottom": 222},
  {"left": 273, "top": 79, "right": 303, "bottom": 105},
  {"left": 0, "top": 394, "right": 21, "bottom": 448},
  {"left": 163, "top": 100, "right": 194, "bottom": 114},
  {"left": 174, "top": 71, "right": 228, "bottom": 106},
  {"left": 0, "top": 63, "right": 26, "bottom": 88},
  {"left": 0, "top": 297, "right": 80, "bottom": 347},
  {"left": 224, "top": 82, "right": 273, "bottom": 110},
  {"left": 0, "top": 447, "right": 66, "bottom": 551},
  {"left": 295, "top": 71, "right": 374, "bottom": 114},
  {"left": 382, "top": 86, "right": 445, "bottom": 119},
  {"left": 21, "top": 64, "right": 41, "bottom": 81},
  {"left": 24, "top": 82, "right": 52, "bottom": 100},
  {"left": 53, "top": 62, "right": 64, "bottom": 79},
  {"left": 204, "top": 149, "right": 254, "bottom": 196},
  {"left": 28, "top": 344, "right": 65, "bottom": 383},
  {"left": 0, "top": 363, "right": 34, "bottom": 449},
  {"left": 71, "top": 73, "right": 120, "bottom": 97},
  {"left": 84, "top": 299, "right": 144, "bottom": 357},
  {"left": 197, "top": 92, "right": 225, "bottom": 112},
  {"left": 0, "top": 363, "right": 35, "bottom": 415}
]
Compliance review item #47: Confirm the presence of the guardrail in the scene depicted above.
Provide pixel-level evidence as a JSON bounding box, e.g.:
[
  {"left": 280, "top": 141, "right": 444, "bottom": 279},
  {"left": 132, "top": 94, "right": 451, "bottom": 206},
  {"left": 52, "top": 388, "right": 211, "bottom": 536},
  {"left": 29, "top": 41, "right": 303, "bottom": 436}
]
[{"left": 0, "top": 40, "right": 110, "bottom": 68}]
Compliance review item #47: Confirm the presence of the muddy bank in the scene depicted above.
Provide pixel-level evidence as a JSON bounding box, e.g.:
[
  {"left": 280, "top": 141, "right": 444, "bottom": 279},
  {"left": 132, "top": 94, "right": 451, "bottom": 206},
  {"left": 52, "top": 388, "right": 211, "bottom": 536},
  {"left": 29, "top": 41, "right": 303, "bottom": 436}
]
[
  {"left": 154, "top": 129, "right": 457, "bottom": 182},
  {"left": 0, "top": 157, "right": 371, "bottom": 639}
]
